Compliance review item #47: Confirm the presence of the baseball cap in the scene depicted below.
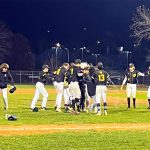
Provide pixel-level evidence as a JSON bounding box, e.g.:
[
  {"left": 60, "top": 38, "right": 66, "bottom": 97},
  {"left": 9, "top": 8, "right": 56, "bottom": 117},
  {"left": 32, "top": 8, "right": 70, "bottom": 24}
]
[
  {"left": 75, "top": 59, "right": 81, "bottom": 64},
  {"left": 129, "top": 63, "right": 134, "bottom": 68},
  {"left": 42, "top": 64, "right": 49, "bottom": 70}
]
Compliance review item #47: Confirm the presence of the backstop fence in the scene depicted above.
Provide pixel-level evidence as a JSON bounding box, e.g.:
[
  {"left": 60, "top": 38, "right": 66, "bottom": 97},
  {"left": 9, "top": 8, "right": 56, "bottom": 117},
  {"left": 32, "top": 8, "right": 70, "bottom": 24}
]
[{"left": 10, "top": 70, "right": 150, "bottom": 86}]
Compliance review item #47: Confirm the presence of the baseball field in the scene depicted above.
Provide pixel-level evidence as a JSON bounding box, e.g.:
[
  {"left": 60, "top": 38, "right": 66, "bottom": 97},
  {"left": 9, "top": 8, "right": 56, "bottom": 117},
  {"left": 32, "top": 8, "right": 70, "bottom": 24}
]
[{"left": 0, "top": 85, "right": 150, "bottom": 149}]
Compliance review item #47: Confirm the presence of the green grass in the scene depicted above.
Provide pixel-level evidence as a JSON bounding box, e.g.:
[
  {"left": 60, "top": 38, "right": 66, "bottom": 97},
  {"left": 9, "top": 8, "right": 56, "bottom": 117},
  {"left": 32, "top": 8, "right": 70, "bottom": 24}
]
[
  {"left": 0, "top": 84, "right": 149, "bottom": 125},
  {"left": 0, "top": 131, "right": 150, "bottom": 150},
  {"left": 0, "top": 85, "right": 150, "bottom": 149}
]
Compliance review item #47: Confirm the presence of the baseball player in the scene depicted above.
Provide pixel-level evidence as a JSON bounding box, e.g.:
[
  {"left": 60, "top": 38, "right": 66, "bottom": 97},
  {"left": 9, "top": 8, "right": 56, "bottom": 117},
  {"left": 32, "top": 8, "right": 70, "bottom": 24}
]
[
  {"left": 80, "top": 62, "right": 91, "bottom": 112},
  {"left": 64, "top": 63, "right": 75, "bottom": 113},
  {"left": 31, "top": 64, "right": 50, "bottom": 111},
  {"left": 68, "top": 59, "right": 82, "bottom": 114},
  {"left": 144, "top": 66, "right": 150, "bottom": 109},
  {"left": 84, "top": 66, "right": 97, "bottom": 113},
  {"left": 79, "top": 62, "right": 89, "bottom": 112},
  {"left": 63, "top": 73, "right": 70, "bottom": 112},
  {"left": 93, "top": 62, "right": 111, "bottom": 115},
  {"left": 121, "top": 63, "right": 144, "bottom": 109},
  {"left": 53, "top": 63, "right": 69, "bottom": 112},
  {"left": 0, "top": 63, "right": 15, "bottom": 110}
]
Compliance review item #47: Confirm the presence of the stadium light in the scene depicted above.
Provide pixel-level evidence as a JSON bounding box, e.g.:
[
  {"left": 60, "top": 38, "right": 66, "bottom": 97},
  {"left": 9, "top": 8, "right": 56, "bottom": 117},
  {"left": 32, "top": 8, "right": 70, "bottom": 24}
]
[{"left": 92, "top": 53, "right": 100, "bottom": 64}]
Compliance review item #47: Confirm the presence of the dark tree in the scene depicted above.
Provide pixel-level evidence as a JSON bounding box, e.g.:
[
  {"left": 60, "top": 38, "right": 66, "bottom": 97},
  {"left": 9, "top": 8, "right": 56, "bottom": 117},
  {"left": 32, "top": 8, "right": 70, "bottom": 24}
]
[
  {"left": 130, "top": 5, "right": 150, "bottom": 62},
  {"left": 0, "top": 21, "right": 13, "bottom": 62},
  {"left": 130, "top": 5, "right": 150, "bottom": 46},
  {"left": 11, "top": 33, "right": 34, "bottom": 70}
]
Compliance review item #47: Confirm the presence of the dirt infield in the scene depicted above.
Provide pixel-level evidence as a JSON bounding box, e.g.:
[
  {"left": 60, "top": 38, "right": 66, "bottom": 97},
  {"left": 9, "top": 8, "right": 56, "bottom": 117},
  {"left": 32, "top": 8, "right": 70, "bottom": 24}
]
[{"left": 0, "top": 123, "right": 150, "bottom": 136}]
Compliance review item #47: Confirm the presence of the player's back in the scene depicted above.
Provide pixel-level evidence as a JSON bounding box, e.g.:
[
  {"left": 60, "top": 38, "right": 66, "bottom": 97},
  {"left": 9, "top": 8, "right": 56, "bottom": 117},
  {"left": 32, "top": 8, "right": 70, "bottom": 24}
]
[{"left": 94, "top": 69, "right": 109, "bottom": 85}]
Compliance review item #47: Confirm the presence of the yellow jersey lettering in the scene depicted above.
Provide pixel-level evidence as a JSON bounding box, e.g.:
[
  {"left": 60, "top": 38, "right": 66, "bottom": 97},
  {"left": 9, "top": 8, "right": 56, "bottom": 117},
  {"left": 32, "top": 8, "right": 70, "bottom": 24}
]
[
  {"left": 98, "top": 74, "right": 105, "bottom": 81},
  {"left": 56, "top": 68, "right": 61, "bottom": 75}
]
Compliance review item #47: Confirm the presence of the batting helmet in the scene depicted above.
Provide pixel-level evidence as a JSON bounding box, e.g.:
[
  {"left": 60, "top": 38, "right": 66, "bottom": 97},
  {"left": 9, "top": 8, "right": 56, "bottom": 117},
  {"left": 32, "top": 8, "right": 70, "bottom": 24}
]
[{"left": 97, "top": 62, "right": 103, "bottom": 70}]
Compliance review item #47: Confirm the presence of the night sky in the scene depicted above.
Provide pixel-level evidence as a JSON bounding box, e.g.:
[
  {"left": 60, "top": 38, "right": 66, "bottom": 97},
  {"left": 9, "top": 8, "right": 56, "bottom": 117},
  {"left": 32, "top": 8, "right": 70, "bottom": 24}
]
[
  {"left": 0, "top": 0, "right": 150, "bottom": 69},
  {"left": 1, "top": 0, "right": 150, "bottom": 47}
]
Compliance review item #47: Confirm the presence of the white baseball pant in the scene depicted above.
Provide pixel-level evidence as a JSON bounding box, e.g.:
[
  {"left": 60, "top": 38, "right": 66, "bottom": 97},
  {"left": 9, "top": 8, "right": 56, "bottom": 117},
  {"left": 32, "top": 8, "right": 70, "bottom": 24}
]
[
  {"left": 126, "top": 83, "right": 136, "bottom": 98},
  {"left": 53, "top": 81, "right": 64, "bottom": 108},
  {"left": 0, "top": 88, "right": 8, "bottom": 109},
  {"left": 31, "top": 82, "right": 48, "bottom": 109},
  {"left": 63, "top": 87, "right": 70, "bottom": 105},
  {"left": 96, "top": 85, "right": 107, "bottom": 103},
  {"left": 69, "top": 81, "right": 81, "bottom": 99},
  {"left": 147, "top": 86, "right": 150, "bottom": 99},
  {"left": 85, "top": 84, "right": 90, "bottom": 103}
]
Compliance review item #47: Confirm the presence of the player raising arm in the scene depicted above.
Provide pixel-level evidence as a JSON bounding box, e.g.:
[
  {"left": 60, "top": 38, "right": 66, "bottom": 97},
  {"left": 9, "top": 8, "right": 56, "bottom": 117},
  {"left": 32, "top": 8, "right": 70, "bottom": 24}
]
[
  {"left": 121, "top": 63, "right": 144, "bottom": 109},
  {"left": 144, "top": 66, "right": 150, "bottom": 109},
  {"left": 53, "top": 63, "right": 69, "bottom": 112}
]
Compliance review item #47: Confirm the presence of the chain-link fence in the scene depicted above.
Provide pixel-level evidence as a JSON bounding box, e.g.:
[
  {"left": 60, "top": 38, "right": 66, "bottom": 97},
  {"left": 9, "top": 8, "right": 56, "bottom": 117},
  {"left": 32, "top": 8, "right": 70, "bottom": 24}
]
[
  {"left": 11, "top": 71, "right": 40, "bottom": 84},
  {"left": 10, "top": 70, "right": 150, "bottom": 85}
]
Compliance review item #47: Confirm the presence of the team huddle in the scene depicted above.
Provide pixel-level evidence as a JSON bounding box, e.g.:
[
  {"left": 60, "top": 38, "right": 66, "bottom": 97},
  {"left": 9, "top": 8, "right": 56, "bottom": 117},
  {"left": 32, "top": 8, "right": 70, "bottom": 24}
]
[
  {"left": 30, "top": 59, "right": 150, "bottom": 115},
  {"left": 0, "top": 61, "right": 150, "bottom": 115}
]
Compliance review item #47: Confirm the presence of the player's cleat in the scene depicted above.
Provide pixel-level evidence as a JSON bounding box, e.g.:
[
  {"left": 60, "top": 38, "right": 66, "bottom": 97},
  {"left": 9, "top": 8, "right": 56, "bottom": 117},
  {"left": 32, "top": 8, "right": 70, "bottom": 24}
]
[
  {"left": 4, "top": 107, "right": 8, "bottom": 110},
  {"left": 68, "top": 107, "right": 73, "bottom": 113},
  {"left": 127, "top": 107, "right": 130, "bottom": 110},
  {"left": 104, "top": 110, "right": 107, "bottom": 115},
  {"left": 147, "top": 106, "right": 150, "bottom": 109},
  {"left": 70, "top": 110, "right": 80, "bottom": 115},
  {"left": 56, "top": 108, "right": 62, "bottom": 112},
  {"left": 76, "top": 111, "right": 80, "bottom": 114},
  {"left": 64, "top": 107, "right": 69, "bottom": 113},
  {"left": 81, "top": 108, "right": 87, "bottom": 112},
  {"left": 54, "top": 106, "right": 57, "bottom": 110},
  {"left": 96, "top": 111, "right": 102, "bottom": 116},
  {"left": 41, "top": 107, "right": 48, "bottom": 110}
]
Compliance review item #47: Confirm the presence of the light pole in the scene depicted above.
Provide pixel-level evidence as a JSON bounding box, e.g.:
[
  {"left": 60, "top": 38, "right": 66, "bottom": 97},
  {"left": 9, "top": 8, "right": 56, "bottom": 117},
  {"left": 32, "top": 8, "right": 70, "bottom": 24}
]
[
  {"left": 123, "top": 51, "right": 132, "bottom": 69},
  {"left": 92, "top": 53, "right": 100, "bottom": 64},
  {"left": 80, "top": 46, "right": 86, "bottom": 61},
  {"left": 64, "top": 48, "right": 69, "bottom": 63},
  {"left": 119, "top": 46, "right": 132, "bottom": 69},
  {"left": 55, "top": 43, "right": 61, "bottom": 69}
]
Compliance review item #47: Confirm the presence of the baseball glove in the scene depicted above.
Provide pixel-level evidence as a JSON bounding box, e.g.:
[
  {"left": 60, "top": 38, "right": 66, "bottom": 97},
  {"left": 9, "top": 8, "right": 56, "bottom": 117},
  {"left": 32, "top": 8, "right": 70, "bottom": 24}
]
[
  {"left": 9, "top": 86, "right": 16, "bottom": 93},
  {"left": 6, "top": 114, "right": 17, "bottom": 121}
]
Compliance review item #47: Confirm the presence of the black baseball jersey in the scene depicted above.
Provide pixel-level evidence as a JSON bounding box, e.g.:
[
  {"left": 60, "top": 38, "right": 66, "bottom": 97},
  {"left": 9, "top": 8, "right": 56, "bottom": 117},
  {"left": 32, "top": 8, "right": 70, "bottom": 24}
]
[
  {"left": 93, "top": 69, "right": 110, "bottom": 85},
  {"left": 54, "top": 66, "right": 67, "bottom": 82},
  {"left": 84, "top": 73, "right": 96, "bottom": 97},
  {"left": 145, "top": 70, "right": 150, "bottom": 76},
  {"left": 38, "top": 71, "right": 51, "bottom": 84},
  {"left": 0, "top": 71, "right": 14, "bottom": 89},
  {"left": 68, "top": 66, "right": 83, "bottom": 82},
  {"left": 125, "top": 70, "right": 141, "bottom": 84}
]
